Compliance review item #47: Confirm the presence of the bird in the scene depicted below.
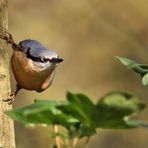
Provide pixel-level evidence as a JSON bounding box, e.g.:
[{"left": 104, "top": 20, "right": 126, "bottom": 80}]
[{"left": 1, "top": 32, "right": 63, "bottom": 105}]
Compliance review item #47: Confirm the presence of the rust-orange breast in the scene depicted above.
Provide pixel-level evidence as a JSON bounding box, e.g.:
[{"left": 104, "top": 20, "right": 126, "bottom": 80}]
[{"left": 11, "top": 50, "right": 55, "bottom": 92}]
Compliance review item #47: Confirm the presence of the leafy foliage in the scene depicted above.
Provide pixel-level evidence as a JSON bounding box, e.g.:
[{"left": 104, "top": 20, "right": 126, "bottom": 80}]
[
  {"left": 116, "top": 56, "right": 148, "bottom": 85},
  {"left": 5, "top": 56, "right": 148, "bottom": 148},
  {"left": 6, "top": 91, "right": 146, "bottom": 139},
  {"left": 94, "top": 91, "right": 145, "bottom": 129}
]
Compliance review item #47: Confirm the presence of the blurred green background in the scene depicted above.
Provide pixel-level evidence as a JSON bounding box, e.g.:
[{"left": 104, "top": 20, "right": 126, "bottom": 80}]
[{"left": 8, "top": 0, "right": 148, "bottom": 147}]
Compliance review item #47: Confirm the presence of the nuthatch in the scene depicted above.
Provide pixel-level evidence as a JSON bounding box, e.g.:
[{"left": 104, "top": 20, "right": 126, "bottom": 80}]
[{"left": 0, "top": 32, "right": 63, "bottom": 104}]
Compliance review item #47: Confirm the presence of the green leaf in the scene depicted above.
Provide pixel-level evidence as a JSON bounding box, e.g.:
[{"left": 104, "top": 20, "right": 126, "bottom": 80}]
[
  {"left": 59, "top": 92, "right": 96, "bottom": 137},
  {"left": 116, "top": 56, "right": 148, "bottom": 86},
  {"left": 34, "top": 99, "right": 67, "bottom": 106},
  {"left": 115, "top": 56, "right": 148, "bottom": 76},
  {"left": 124, "top": 117, "right": 148, "bottom": 128},
  {"left": 6, "top": 100, "right": 79, "bottom": 127},
  {"left": 142, "top": 73, "right": 148, "bottom": 86},
  {"left": 6, "top": 91, "right": 147, "bottom": 139},
  {"left": 66, "top": 92, "right": 95, "bottom": 124},
  {"left": 94, "top": 91, "right": 146, "bottom": 129},
  {"left": 115, "top": 56, "right": 139, "bottom": 67}
]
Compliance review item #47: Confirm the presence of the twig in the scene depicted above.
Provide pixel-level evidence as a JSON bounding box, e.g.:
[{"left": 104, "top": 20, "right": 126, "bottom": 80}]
[
  {"left": 72, "top": 137, "right": 79, "bottom": 148},
  {"left": 84, "top": 137, "right": 90, "bottom": 148},
  {"left": 53, "top": 125, "right": 61, "bottom": 148},
  {"left": 64, "top": 138, "right": 70, "bottom": 148}
]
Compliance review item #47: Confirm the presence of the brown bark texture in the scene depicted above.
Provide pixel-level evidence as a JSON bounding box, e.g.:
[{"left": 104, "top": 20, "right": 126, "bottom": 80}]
[{"left": 0, "top": 0, "right": 15, "bottom": 147}]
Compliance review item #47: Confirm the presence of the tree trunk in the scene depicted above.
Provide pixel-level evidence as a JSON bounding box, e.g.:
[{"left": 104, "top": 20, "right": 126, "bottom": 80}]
[{"left": 0, "top": 0, "right": 15, "bottom": 147}]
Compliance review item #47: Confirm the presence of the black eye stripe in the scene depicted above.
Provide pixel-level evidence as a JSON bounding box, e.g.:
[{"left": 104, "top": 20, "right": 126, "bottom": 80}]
[{"left": 26, "top": 48, "right": 50, "bottom": 63}]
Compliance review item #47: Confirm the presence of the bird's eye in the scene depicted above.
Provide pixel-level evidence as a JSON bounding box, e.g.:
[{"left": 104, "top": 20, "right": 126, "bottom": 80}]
[
  {"left": 38, "top": 57, "right": 50, "bottom": 63},
  {"left": 39, "top": 57, "right": 44, "bottom": 62},
  {"left": 26, "top": 48, "right": 50, "bottom": 63}
]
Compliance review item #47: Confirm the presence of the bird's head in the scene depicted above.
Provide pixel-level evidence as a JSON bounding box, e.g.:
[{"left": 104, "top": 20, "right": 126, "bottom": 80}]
[{"left": 19, "top": 39, "right": 63, "bottom": 70}]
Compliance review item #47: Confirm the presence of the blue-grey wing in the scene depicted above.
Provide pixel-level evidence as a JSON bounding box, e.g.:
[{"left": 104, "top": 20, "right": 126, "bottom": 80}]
[{"left": 19, "top": 39, "right": 57, "bottom": 59}]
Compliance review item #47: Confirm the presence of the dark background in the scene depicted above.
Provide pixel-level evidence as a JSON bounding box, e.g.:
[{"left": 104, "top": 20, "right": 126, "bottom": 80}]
[{"left": 9, "top": 0, "right": 148, "bottom": 147}]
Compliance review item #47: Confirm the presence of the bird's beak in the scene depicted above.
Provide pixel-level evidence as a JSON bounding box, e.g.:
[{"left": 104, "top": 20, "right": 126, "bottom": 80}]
[{"left": 50, "top": 58, "right": 63, "bottom": 64}]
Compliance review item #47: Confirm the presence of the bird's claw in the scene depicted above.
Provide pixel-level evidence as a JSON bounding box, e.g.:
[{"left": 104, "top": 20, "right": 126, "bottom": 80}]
[
  {"left": 0, "top": 31, "right": 14, "bottom": 45},
  {"left": 4, "top": 31, "right": 14, "bottom": 45},
  {"left": 3, "top": 93, "right": 16, "bottom": 105}
]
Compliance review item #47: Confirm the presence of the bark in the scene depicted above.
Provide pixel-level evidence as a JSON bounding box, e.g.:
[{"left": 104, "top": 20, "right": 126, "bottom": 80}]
[{"left": 0, "top": 0, "right": 15, "bottom": 147}]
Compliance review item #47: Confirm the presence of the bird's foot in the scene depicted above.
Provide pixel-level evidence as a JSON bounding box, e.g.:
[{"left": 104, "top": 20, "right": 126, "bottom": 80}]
[
  {"left": 3, "top": 93, "right": 16, "bottom": 105},
  {"left": 0, "top": 31, "right": 22, "bottom": 51},
  {"left": 3, "top": 31, "right": 14, "bottom": 45},
  {"left": 0, "top": 31, "right": 15, "bottom": 45}
]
